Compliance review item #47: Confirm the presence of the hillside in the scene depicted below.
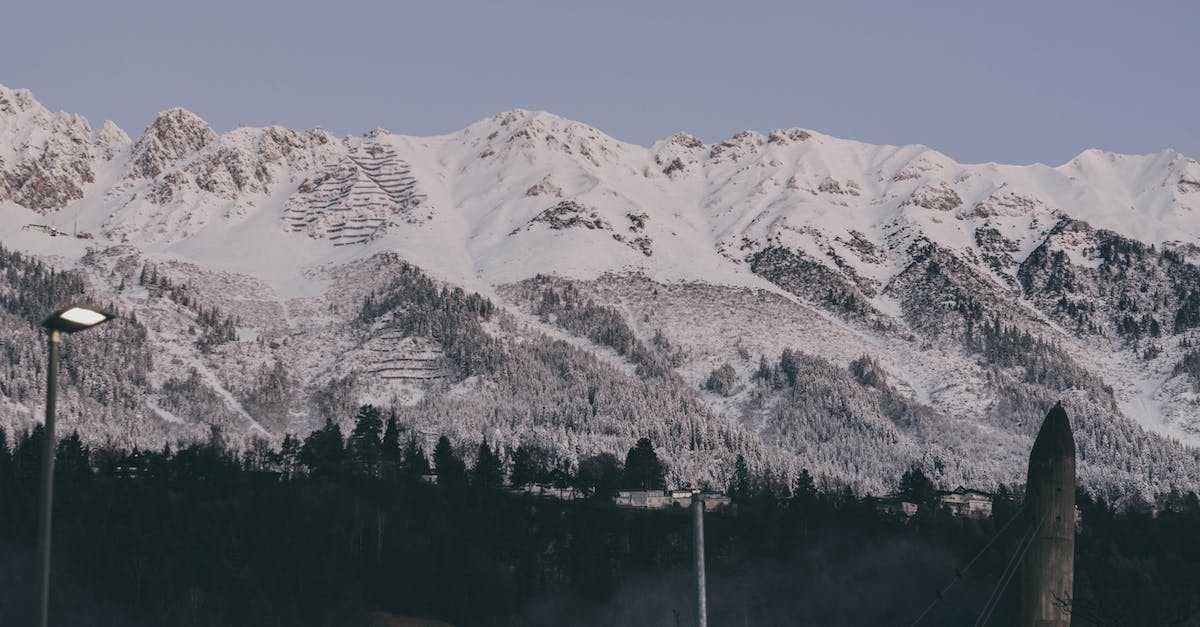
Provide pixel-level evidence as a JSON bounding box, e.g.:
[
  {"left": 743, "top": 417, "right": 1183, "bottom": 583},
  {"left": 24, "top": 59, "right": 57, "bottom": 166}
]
[{"left": 2, "top": 83, "right": 1200, "bottom": 498}]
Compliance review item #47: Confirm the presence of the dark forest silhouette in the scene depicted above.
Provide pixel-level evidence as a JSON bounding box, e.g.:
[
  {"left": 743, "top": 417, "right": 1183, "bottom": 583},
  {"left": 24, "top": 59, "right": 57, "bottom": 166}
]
[{"left": 1, "top": 409, "right": 1198, "bottom": 626}]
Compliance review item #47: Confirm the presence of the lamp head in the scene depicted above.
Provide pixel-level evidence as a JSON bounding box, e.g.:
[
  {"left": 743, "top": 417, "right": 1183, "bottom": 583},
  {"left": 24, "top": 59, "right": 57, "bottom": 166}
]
[{"left": 42, "top": 305, "right": 115, "bottom": 333}]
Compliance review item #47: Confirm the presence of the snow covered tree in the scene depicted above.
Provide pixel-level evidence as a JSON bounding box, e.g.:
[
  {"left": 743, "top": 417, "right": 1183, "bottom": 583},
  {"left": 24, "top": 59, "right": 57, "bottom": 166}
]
[
  {"left": 704, "top": 362, "right": 738, "bottom": 396},
  {"left": 779, "top": 348, "right": 799, "bottom": 387},
  {"left": 753, "top": 355, "right": 775, "bottom": 386},
  {"left": 849, "top": 355, "right": 887, "bottom": 388}
]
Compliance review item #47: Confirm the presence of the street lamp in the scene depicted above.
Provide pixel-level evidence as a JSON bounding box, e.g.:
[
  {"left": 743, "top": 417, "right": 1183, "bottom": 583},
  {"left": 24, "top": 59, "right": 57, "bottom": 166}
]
[{"left": 35, "top": 305, "right": 113, "bottom": 627}]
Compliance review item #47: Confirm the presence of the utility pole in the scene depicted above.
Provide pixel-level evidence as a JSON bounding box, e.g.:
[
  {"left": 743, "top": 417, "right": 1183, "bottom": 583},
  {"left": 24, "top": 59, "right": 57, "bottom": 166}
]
[{"left": 692, "top": 490, "right": 707, "bottom": 627}]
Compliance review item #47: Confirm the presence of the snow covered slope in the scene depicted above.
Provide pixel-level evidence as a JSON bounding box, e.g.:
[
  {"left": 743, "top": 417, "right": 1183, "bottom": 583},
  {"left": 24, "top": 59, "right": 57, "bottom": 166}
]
[{"left": 3, "top": 85, "right": 1200, "bottom": 498}]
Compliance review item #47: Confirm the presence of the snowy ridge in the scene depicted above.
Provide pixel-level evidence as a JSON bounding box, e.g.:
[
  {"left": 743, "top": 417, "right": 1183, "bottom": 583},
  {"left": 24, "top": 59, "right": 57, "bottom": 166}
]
[
  {"left": 3, "top": 84, "right": 1200, "bottom": 497},
  {"left": 0, "top": 85, "right": 125, "bottom": 212}
]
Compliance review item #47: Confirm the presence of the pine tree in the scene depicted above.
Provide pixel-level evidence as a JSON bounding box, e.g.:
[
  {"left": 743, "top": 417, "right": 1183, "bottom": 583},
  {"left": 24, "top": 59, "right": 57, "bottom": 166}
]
[
  {"left": 299, "top": 419, "right": 346, "bottom": 477},
  {"left": 780, "top": 348, "right": 799, "bottom": 386},
  {"left": 731, "top": 454, "right": 751, "bottom": 502},
  {"left": 348, "top": 405, "right": 383, "bottom": 477},
  {"left": 794, "top": 468, "right": 817, "bottom": 504},
  {"left": 576, "top": 453, "right": 622, "bottom": 500},
  {"left": 55, "top": 431, "right": 91, "bottom": 482},
  {"left": 433, "top": 436, "right": 465, "bottom": 485},
  {"left": 705, "top": 363, "right": 738, "bottom": 396},
  {"left": 279, "top": 434, "right": 300, "bottom": 479},
  {"left": 622, "top": 437, "right": 665, "bottom": 490},
  {"left": 899, "top": 465, "right": 937, "bottom": 505},
  {"left": 381, "top": 413, "right": 402, "bottom": 479},
  {"left": 754, "top": 355, "right": 773, "bottom": 382},
  {"left": 0, "top": 426, "right": 10, "bottom": 482},
  {"left": 550, "top": 458, "right": 574, "bottom": 491},
  {"left": 472, "top": 439, "right": 503, "bottom": 489},
  {"left": 14, "top": 424, "right": 46, "bottom": 482},
  {"left": 402, "top": 436, "right": 430, "bottom": 477},
  {"left": 509, "top": 444, "right": 536, "bottom": 488}
]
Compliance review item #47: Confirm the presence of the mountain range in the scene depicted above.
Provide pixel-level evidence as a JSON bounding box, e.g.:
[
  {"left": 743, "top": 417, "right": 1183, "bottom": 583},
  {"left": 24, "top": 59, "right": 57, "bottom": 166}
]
[{"left": 3, "top": 83, "right": 1200, "bottom": 500}]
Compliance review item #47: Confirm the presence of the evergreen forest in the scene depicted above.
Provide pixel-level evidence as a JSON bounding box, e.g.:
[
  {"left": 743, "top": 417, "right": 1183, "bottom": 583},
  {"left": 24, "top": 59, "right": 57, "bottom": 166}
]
[{"left": 0, "top": 407, "right": 1198, "bottom": 626}]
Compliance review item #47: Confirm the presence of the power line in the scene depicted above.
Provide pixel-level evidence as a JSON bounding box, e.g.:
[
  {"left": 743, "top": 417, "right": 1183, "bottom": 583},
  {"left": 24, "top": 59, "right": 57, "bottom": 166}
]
[
  {"left": 972, "top": 526, "right": 1032, "bottom": 626},
  {"left": 907, "top": 503, "right": 1026, "bottom": 627},
  {"left": 973, "top": 510, "right": 1048, "bottom": 627}
]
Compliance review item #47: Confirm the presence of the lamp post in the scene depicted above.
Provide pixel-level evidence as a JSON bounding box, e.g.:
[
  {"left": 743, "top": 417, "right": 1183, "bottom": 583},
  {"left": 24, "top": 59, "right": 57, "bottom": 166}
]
[
  {"left": 36, "top": 305, "right": 113, "bottom": 627},
  {"left": 692, "top": 489, "right": 707, "bottom": 627}
]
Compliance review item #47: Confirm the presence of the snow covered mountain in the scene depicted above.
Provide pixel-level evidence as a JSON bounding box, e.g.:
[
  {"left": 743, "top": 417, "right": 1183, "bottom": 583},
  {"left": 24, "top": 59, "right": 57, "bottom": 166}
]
[{"left": 3, "top": 83, "right": 1200, "bottom": 499}]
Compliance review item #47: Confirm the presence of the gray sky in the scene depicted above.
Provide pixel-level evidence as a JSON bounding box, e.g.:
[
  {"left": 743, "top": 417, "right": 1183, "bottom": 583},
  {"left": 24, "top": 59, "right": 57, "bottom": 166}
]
[{"left": 2, "top": 0, "right": 1195, "bottom": 165}]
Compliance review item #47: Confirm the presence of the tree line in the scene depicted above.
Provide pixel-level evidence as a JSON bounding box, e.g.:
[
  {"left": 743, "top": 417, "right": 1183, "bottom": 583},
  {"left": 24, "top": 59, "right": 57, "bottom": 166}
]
[
  {"left": 3, "top": 416, "right": 1199, "bottom": 626},
  {"left": 0, "top": 404, "right": 671, "bottom": 498}
]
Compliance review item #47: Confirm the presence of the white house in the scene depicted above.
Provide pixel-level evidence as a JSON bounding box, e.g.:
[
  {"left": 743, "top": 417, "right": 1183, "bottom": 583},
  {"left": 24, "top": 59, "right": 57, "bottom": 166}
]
[
  {"left": 937, "top": 486, "right": 994, "bottom": 519},
  {"left": 22, "top": 224, "right": 63, "bottom": 236},
  {"left": 614, "top": 489, "right": 732, "bottom": 510},
  {"left": 615, "top": 489, "right": 676, "bottom": 509}
]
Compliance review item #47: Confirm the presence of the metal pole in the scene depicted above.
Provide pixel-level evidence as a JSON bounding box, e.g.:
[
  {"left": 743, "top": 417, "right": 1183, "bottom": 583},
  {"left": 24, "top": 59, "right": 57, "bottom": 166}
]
[
  {"left": 35, "top": 329, "right": 61, "bottom": 627},
  {"left": 692, "top": 491, "right": 707, "bottom": 627}
]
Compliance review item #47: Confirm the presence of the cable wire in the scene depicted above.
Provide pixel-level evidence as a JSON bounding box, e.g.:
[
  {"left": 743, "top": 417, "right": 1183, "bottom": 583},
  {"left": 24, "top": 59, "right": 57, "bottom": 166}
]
[
  {"left": 906, "top": 503, "right": 1027, "bottom": 627},
  {"left": 973, "top": 510, "right": 1048, "bottom": 627},
  {"left": 971, "top": 524, "right": 1034, "bottom": 627}
]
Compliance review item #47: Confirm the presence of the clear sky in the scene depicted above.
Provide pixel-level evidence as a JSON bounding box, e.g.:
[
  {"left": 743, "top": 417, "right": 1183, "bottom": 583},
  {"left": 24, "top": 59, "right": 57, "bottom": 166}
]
[{"left": 2, "top": 0, "right": 1195, "bottom": 165}]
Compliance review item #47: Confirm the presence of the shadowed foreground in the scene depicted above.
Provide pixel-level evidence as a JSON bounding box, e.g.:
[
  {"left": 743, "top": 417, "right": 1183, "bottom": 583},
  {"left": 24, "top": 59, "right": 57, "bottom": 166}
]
[{"left": 0, "top": 438, "right": 1197, "bottom": 626}]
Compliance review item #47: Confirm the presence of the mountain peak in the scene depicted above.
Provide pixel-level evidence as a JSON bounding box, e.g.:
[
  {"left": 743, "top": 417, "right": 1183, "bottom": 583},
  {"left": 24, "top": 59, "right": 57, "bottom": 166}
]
[
  {"left": 767, "top": 128, "right": 814, "bottom": 145},
  {"left": 667, "top": 132, "right": 704, "bottom": 149},
  {"left": 1064, "top": 147, "right": 1188, "bottom": 168},
  {"left": 97, "top": 118, "right": 129, "bottom": 140},
  {"left": 93, "top": 120, "right": 130, "bottom": 160},
  {"left": 0, "top": 84, "right": 41, "bottom": 117},
  {"left": 478, "top": 109, "right": 613, "bottom": 138},
  {"left": 130, "top": 108, "right": 215, "bottom": 178}
]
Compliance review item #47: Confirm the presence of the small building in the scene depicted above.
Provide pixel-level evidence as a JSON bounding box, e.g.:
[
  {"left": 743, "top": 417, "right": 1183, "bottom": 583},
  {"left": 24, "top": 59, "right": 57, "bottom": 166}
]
[
  {"left": 615, "top": 489, "right": 733, "bottom": 511},
  {"left": 22, "top": 224, "right": 64, "bottom": 236},
  {"left": 700, "top": 492, "right": 733, "bottom": 511},
  {"left": 543, "top": 486, "right": 584, "bottom": 500},
  {"left": 669, "top": 489, "right": 695, "bottom": 508},
  {"left": 869, "top": 496, "right": 920, "bottom": 518},
  {"left": 512, "top": 483, "right": 585, "bottom": 500},
  {"left": 615, "top": 489, "right": 676, "bottom": 509},
  {"left": 937, "top": 486, "right": 994, "bottom": 519}
]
